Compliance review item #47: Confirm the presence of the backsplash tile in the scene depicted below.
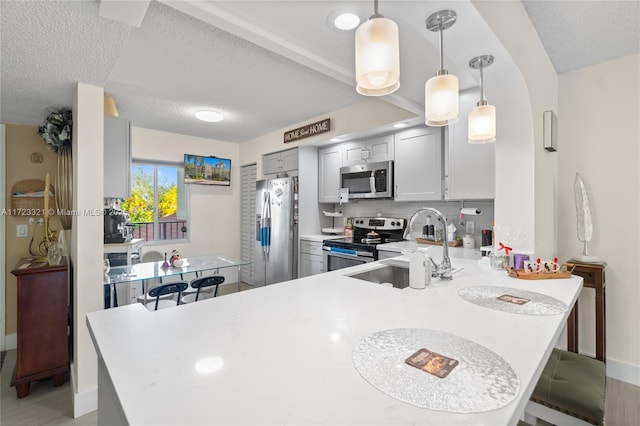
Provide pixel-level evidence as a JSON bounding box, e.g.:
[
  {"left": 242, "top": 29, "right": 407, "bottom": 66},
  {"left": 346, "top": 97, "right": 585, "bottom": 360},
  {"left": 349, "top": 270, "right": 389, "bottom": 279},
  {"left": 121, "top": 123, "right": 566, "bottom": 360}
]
[{"left": 321, "top": 200, "right": 495, "bottom": 248}]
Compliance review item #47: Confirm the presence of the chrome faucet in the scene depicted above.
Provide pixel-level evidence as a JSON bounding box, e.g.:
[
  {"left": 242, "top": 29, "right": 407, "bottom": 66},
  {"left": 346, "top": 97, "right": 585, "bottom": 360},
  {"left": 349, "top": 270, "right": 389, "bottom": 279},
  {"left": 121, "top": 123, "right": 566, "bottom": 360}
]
[{"left": 403, "top": 207, "right": 452, "bottom": 280}]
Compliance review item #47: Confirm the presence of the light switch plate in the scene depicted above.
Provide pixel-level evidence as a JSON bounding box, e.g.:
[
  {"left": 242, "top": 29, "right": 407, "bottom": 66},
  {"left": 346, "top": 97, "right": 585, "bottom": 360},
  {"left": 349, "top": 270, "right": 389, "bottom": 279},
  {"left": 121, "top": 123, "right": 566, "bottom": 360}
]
[{"left": 17, "top": 224, "right": 28, "bottom": 238}]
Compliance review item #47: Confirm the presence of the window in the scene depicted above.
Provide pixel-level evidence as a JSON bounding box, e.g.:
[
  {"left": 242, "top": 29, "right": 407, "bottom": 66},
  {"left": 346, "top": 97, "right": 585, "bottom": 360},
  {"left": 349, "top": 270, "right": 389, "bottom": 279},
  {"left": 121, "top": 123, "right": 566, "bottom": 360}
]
[{"left": 122, "top": 161, "right": 189, "bottom": 242}]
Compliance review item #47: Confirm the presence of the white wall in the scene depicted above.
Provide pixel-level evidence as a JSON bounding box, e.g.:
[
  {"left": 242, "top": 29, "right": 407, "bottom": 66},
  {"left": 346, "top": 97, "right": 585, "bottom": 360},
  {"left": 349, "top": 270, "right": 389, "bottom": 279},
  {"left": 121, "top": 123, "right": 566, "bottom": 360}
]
[
  {"left": 71, "top": 83, "right": 105, "bottom": 416},
  {"left": 131, "top": 127, "right": 241, "bottom": 265},
  {"left": 557, "top": 54, "right": 640, "bottom": 383},
  {"left": 477, "top": 1, "right": 640, "bottom": 384},
  {"left": 472, "top": 0, "right": 558, "bottom": 258}
]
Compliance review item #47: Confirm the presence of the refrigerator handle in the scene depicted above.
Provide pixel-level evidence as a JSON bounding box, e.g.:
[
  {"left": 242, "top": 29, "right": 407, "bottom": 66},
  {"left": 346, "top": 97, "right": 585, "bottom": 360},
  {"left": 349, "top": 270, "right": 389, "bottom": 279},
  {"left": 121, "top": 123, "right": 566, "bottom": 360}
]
[{"left": 255, "top": 214, "right": 261, "bottom": 241}]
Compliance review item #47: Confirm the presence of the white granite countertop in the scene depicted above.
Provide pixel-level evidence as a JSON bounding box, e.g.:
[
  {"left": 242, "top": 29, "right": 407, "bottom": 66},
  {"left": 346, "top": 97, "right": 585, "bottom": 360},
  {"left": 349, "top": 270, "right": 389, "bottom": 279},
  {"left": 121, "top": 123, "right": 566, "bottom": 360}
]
[
  {"left": 87, "top": 256, "right": 582, "bottom": 425},
  {"left": 377, "top": 240, "right": 483, "bottom": 260},
  {"left": 300, "top": 233, "right": 344, "bottom": 242}
]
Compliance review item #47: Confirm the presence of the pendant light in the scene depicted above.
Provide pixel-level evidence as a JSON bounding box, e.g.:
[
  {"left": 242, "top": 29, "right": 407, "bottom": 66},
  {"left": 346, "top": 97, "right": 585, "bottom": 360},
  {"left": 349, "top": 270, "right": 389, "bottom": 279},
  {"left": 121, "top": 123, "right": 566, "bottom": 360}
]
[
  {"left": 468, "top": 55, "right": 496, "bottom": 143},
  {"left": 355, "top": 0, "right": 400, "bottom": 96},
  {"left": 425, "top": 10, "right": 458, "bottom": 126},
  {"left": 104, "top": 93, "right": 119, "bottom": 117}
]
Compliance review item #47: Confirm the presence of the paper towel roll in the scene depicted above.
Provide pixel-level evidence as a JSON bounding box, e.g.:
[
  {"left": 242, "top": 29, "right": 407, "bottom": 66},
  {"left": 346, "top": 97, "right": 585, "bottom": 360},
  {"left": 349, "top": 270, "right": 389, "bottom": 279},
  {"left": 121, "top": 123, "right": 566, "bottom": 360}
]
[{"left": 460, "top": 207, "right": 481, "bottom": 216}]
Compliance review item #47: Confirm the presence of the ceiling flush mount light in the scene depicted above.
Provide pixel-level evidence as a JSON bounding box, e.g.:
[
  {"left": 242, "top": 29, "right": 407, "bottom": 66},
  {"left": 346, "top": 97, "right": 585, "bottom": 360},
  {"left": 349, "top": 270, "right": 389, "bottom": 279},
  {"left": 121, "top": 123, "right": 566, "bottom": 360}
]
[
  {"left": 425, "top": 10, "right": 459, "bottom": 127},
  {"left": 355, "top": 0, "right": 400, "bottom": 96},
  {"left": 195, "top": 110, "right": 223, "bottom": 123},
  {"left": 468, "top": 55, "right": 496, "bottom": 144},
  {"left": 334, "top": 12, "right": 360, "bottom": 30},
  {"left": 327, "top": 9, "right": 360, "bottom": 31}
]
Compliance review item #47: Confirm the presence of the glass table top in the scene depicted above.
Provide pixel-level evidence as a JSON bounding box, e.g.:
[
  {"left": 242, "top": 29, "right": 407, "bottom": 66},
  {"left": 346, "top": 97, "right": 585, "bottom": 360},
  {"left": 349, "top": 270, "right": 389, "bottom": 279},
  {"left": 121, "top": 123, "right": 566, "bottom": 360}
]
[{"left": 105, "top": 254, "right": 249, "bottom": 285}]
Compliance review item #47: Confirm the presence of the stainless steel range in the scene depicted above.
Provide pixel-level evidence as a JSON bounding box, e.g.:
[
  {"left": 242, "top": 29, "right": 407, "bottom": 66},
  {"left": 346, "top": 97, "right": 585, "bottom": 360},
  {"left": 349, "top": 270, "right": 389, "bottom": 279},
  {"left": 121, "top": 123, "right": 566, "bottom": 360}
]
[{"left": 322, "top": 217, "right": 406, "bottom": 272}]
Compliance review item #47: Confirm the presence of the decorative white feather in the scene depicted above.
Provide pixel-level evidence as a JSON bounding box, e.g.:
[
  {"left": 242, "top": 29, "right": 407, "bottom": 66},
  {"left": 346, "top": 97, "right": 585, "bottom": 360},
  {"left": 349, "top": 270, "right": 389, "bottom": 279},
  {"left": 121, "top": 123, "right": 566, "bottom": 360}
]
[{"left": 574, "top": 173, "right": 593, "bottom": 243}]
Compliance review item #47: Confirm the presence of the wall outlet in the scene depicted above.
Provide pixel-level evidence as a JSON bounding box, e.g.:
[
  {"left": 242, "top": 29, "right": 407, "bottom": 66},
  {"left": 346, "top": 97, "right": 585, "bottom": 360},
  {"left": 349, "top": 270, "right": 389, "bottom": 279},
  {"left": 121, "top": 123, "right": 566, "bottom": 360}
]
[
  {"left": 466, "top": 221, "right": 475, "bottom": 234},
  {"left": 17, "top": 224, "right": 28, "bottom": 238}
]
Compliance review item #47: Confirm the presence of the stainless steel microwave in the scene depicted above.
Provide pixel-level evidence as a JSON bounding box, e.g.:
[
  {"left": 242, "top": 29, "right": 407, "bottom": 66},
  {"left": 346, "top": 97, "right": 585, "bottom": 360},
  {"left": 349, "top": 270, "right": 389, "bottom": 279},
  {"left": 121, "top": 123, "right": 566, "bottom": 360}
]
[{"left": 340, "top": 160, "right": 393, "bottom": 199}]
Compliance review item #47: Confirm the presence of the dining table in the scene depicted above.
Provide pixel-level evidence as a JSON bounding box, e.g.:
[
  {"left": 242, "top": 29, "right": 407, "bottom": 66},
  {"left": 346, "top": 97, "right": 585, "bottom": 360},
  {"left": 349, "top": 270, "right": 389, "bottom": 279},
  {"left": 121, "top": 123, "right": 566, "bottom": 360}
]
[{"left": 103, "top": 254, "right": 250, "bottom": 308}]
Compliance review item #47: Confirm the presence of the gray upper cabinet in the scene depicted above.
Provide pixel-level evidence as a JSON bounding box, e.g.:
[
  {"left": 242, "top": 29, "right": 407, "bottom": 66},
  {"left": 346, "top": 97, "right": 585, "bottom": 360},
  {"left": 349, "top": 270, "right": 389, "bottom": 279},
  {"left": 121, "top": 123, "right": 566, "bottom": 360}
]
[
  {"left": 318, "top": 144, "right": 343, "bottom": 203},
  {"left": 394, "top": 127, "right": 443, "bottom": 201},
  {"left": 342, "top": 134, "right": 394, "bottom": 166},
  {"left": 263, "top": 148, "right": 299, "bottom": 177},
  {"left": 104, "top": 115, "right": 131, "bottom": 198},
  {"left": 444, "top": 91, "right": 496, "bottom": 200}
]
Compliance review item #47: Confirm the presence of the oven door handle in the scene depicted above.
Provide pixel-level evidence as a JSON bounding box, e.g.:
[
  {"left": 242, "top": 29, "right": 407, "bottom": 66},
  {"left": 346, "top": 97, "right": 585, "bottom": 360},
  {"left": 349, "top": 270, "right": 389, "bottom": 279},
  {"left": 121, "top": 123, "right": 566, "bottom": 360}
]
[{"left": 323, "top": 246, "right": 374, "bottom": 258}]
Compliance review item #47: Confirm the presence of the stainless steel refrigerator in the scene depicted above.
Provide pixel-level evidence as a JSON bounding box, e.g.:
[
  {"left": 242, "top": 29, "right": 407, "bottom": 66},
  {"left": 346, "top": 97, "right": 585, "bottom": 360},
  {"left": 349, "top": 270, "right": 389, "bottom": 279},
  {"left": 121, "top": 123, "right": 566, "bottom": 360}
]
[{"left": 254, "top": 176, "right": 298, "bottom": 285}]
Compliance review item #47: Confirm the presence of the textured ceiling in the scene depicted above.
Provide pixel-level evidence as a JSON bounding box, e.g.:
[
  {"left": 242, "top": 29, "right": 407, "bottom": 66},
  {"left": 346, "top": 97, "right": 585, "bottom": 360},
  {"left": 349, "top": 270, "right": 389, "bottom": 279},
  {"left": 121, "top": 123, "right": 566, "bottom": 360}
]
[
  {"left": 522, "top": 0, "right": 640, "bottom": 73},
  {"left": 0, "top": 1, "right": 131, "bottom": 125},
  {"left": 1, "top": 0, "right": 638, "bottom": 143},
  {"left": 104, "top": 2, "right": 362, "bottom": 142}
]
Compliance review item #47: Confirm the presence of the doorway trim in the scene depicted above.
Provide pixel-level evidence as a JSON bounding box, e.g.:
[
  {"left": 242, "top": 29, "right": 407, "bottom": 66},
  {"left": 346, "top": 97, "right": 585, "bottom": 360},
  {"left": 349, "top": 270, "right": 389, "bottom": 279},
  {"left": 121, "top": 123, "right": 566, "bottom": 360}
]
[{"left": 1, "top": 124, "right": 6, "bottom": 351}]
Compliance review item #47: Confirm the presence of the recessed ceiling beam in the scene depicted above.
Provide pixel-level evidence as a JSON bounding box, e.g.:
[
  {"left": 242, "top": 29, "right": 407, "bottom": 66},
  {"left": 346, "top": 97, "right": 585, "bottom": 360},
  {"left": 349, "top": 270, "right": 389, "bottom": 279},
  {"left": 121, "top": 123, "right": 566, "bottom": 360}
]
[{"left": 99, "top": 0, "right": 151, "bottom": 28}]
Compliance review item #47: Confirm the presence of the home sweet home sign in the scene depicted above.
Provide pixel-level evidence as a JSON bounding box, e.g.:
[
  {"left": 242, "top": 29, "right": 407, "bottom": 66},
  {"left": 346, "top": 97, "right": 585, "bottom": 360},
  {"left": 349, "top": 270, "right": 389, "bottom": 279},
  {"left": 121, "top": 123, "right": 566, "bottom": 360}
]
[{"left": 283, "top": 118, "right": 330, "bottom": 143}]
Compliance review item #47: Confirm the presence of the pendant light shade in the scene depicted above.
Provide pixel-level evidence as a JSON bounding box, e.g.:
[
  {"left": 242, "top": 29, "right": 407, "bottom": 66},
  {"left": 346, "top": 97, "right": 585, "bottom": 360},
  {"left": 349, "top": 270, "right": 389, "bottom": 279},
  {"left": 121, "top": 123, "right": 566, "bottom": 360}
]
[
  {"left": 468, "top": 55, "right": 496, "bottom": 144},
  {"left": 355, "top": 0, "right": 400, "bottom": 96},
  {"left": 104, "top": 93, "right": 119, "bottom": 117},
  {"left": 425, "top": 74, "right": 459, "bottom": 126},
  {"left": 425, "top": 10, "right": 458, "bottom": 127},
  {"left": 468, "top": 104, "right": 496, "bottom": 143}
]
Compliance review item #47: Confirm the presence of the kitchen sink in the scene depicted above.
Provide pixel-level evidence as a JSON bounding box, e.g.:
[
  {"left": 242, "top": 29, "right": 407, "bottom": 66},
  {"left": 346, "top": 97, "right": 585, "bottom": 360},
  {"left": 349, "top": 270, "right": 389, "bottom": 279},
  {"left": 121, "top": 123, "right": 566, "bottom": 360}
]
[{"left": 347, "top": 264, "right": 410, "bottom": 289}]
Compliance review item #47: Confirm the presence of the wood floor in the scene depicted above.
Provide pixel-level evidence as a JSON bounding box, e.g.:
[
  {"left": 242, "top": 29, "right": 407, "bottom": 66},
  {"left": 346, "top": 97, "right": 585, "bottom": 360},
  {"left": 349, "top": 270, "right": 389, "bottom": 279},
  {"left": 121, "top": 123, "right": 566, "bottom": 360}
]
[
  {"left": 2, "top": 280, "right": 638, "bottom": 425},
  {"left": 1, "top": 350, "right": 96, "bottom": 425}
]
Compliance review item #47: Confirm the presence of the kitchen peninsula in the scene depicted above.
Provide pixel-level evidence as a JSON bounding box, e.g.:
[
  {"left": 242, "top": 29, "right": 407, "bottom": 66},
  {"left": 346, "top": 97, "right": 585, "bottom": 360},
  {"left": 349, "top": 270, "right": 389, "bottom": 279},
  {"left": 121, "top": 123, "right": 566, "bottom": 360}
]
[{"left": 87, "top": 257, "right": 582, "bottom": 425}]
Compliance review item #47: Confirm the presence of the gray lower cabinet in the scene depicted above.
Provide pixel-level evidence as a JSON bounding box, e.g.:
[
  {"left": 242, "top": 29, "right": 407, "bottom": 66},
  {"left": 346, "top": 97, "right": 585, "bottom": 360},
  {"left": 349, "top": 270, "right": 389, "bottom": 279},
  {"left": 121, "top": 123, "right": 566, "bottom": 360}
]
[
  {"left": 394, "top": 127, "right": 443, "bottom": 201},
  {"left": 299, "top": 240, "right": 323, "bottom": 277},
  {"left": 104, "top": 116, "right": 131, "bottom": 198},
  {"left": 377, "top": 250, "right": 400, "bottom": 260}
]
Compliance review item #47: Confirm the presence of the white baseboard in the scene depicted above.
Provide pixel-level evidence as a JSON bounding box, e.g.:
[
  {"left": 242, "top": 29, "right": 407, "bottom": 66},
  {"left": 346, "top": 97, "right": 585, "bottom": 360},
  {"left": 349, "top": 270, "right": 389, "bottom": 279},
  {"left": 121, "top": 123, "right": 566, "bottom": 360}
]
[
  {"left": 70, "top": 361, "right": 98, "bottom": 418},
  {"left": 4, "top": 333, "right": 16, "bottom": 350},
  {"left": 607, "top": 358, "right": 640, "bottom": 387}
]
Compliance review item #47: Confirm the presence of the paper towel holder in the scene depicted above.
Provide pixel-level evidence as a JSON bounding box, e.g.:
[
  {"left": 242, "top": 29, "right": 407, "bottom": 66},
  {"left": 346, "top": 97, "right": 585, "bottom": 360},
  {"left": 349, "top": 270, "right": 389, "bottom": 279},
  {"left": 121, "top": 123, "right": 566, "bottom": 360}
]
[{"left": 460, "top": 207, "right": 481, "bottom": 216}]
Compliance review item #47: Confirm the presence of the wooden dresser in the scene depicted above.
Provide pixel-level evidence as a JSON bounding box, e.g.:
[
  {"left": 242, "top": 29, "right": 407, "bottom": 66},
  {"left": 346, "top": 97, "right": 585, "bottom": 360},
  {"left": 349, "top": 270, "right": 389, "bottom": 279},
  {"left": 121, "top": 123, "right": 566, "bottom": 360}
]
[{"left": 10, "top": 257, "right": 69, "bottom": 398}]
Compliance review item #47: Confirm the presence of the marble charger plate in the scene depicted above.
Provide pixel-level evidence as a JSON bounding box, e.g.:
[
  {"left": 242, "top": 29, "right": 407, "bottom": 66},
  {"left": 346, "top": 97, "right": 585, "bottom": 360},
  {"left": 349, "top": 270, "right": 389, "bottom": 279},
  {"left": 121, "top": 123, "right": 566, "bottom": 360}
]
[
  {"left": 352, "top": 328, "right": 519, "bottom": 413},
  {"left": 459, "top": 286, "right": 568, "bottom": 315}
]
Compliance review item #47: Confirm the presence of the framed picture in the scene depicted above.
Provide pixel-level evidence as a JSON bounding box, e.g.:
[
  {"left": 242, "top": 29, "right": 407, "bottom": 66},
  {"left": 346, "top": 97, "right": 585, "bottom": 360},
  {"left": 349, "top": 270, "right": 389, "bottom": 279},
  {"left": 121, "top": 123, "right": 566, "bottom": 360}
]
[{"left": 184, "top": 154, "right": 231, "bottom": 186}]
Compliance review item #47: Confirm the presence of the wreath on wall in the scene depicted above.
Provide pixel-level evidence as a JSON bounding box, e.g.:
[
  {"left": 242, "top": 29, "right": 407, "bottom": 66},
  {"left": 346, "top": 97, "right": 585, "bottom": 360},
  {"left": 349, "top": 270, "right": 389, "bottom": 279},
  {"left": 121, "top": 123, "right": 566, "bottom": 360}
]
[
  {"left": 38, "top": 108, "right": 72, "bottom": 153},
  {"left": 37, "top": 107, "right": 74, "bottom": 230}
]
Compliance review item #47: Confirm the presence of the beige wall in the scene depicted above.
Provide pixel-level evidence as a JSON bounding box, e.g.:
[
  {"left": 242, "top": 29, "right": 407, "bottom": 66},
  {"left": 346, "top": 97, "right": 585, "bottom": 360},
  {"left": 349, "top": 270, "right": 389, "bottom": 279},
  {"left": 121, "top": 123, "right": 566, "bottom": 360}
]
[
  {"left": 240, "top": 98, "right": 416, "bottom": 177},
  {"left": 71, "top": 83, "right": 105, "bottom": 415},
  {"left": 557, "top": 54, "right": 640, "bottom": 375},
  {"left": 3, "top": 124, "right": 63, "bottom": 336},
  {"left": 131, "top": 127, "right": 241, "bottom": 260}
]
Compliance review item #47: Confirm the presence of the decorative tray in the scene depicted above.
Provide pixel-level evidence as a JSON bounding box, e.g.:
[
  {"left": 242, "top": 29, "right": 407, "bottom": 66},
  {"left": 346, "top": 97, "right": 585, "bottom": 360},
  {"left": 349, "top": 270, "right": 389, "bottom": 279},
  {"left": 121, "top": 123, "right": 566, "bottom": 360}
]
[
  {"left": 505, "top": 265, "right": 572, "bottom": 280},
  {"left": 416, "top": 238, "right": 463, "bottom": 247}
]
